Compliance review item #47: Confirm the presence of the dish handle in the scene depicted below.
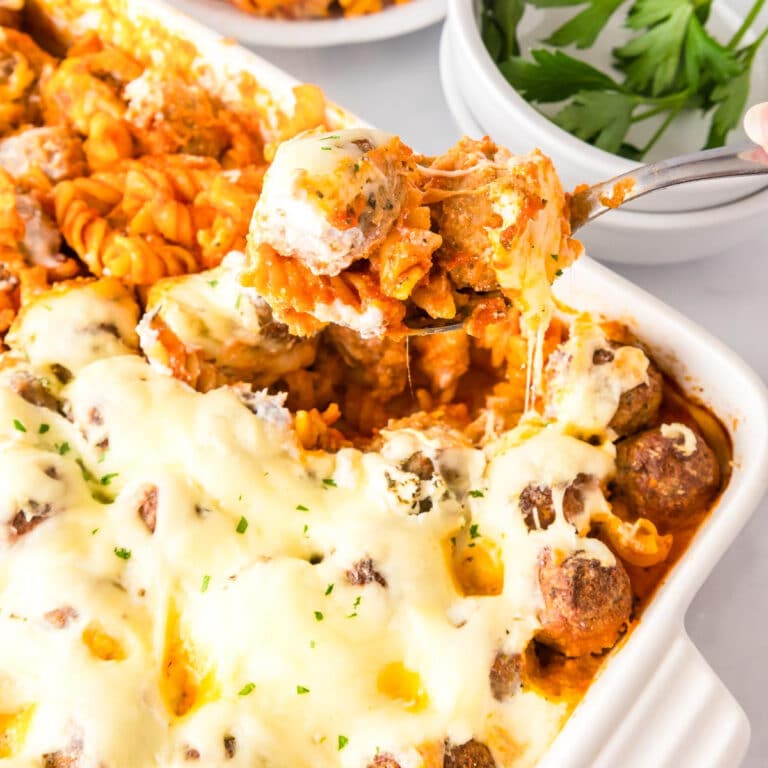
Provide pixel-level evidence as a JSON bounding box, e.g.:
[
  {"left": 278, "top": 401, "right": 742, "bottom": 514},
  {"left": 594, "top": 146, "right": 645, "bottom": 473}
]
[{"left": 592, "top": 630, "right": 750, "bottom": 768}]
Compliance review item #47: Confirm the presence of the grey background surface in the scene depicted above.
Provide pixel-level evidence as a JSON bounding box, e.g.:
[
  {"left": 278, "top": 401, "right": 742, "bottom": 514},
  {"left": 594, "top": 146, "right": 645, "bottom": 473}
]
[{"left": 243, "top": 3, "right": 768, "bottom": 764}]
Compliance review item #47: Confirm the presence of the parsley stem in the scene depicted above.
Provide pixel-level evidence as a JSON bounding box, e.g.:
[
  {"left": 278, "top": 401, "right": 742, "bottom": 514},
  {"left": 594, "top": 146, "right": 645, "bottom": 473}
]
[
  {"left": 631, "top": 104, "right": 677, "bottom": 124},
  {"left": 639, "top": 105, "right": 684, "bottom": 158},
  {"left": 728, "top": 0, "right": 767, "bottom": 49},
  {"left": 744, "top": 23, "right": 768, "bottom": 62}
]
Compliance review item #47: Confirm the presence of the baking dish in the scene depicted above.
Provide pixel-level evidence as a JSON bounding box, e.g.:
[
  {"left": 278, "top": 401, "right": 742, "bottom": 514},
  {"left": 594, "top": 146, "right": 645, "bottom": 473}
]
[{"left": 24, "top": 1, "right": 768, "bottom": 765}]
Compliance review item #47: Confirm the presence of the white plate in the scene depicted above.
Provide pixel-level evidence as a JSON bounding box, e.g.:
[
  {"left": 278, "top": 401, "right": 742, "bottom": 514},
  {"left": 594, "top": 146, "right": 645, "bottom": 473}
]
[{"left": 164, "top": 0, "right": 445, "bottom": 46}]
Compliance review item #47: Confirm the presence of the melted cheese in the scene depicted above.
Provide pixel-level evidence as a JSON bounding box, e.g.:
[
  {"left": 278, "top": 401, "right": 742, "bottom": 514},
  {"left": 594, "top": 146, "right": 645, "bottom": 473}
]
[
  {"left": 660, "top": 422, "right": 698, "bottom": 456},
  {"left": 0, "top": 284, "right": 634, "bottom": 767},
  {"left": 251, "top": 127, "right": 405, "bottom": 277},
  {"left": 545, "top": 315, "right": 649, "bottom": 437}
]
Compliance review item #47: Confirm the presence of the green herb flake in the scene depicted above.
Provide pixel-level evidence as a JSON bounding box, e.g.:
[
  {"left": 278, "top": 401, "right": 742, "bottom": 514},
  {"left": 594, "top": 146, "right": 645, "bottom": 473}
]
[
  {"left": 234, "top": 294, "right": 242, "bottom": 311},
  {"left": 309, "top": 640, "right": 316, "bottom": 649},
  {"left": 353, "top": 162, "right": 360, "bottom": 173},
  {"left": 56, "top": 441, "right": 70, "bottom": 456},
  {"left": 555, "top": 269, "right": 564, "bottom": 277},
  {"left": 320, "top": 146, "right": 332, "bottom": 151},
  {"left": 321, "top": 135, "right": 340, "bottom": 140},
  {"left": 236, "top": 516, "right": 248, "bottom": 534},
  {"left": 303, "top": 523, "right": 309, "bottom": 537},
  {"left": 322, "top": 478, "right": 337, "bottom": 488},
  {"left": 238, "top": 682, "right": 256, "bottom": 696},
  {"left": 338, "top": 735, "right": 349, "bottom": 751},
  {"left": 201, "top": 574, "right": 211, "bottom": 593},
  {"left": 91, "top": 527, "right": 99, "bottom": 536},
  {"left": 468, "top": 489, "right": 485, "bottom": 498},
  {"left": 296, "top": 504, "right": 309, "bottom": 512},
  {"left": 296, "top": 685, "right": 310, "bottom": 694},
  {"left": 12, "top": 419, "right": 26, "bottom": 433},
  {"left": 100, "top": 472, "right": 119, "bottom": 486},
  {"left": 324, "top": 583, "right": 334, "bottom": 596},
  {"left": 469, "top": 523, "right": 481, "bottom": 539},
  {"left": 314, "top": 611, "right": 324, "bottom": 622},
  {"left": 207, "top": 279, "right": 219, "bottom": 288},
  {"left": 38, "top": 423, "right": 50, "bottom": 434},
  {"left": 551, "top": 253, "right": 559, "bottom": 261},
  {"left": 114, "top": 547, "right": 131, "bottom": 560}
]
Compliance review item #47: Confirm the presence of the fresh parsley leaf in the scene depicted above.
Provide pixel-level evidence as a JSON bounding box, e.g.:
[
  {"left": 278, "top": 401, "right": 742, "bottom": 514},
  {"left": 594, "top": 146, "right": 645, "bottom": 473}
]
[
  {"left": 468, "top": 489, "right": 485, "bottom": 498},
  {"left": 554, "top": 90, "right": 635, "bottom": 154},
  {"left": 469, "top": 523, "right": 481, "bottom": 539},
  {"left": 491, "top": 0, "right": 525, "bottom": 57},
  {"left": 614, "top": 1, "right": 693, "bottom": 96},
  {"left": 12, "top": 419, "right": 26, "bottom": 432},
  {"left": 238, "top": 682, "right": 256, "bottom": 696},
  {"left": 296, "top": 685, "right": 310, "bottom": 694},
  {"left": 201, "top": 574, "right": 211, "bottom": 592},
  {"left": 324, "top": 583, "right": 334, "bottom": 596},
  {"left": 482, "top": 14, "right": 505, "bottom": 61},
  {"left": 322, "top": 478, "right": 337, "bottom": 487},
  {"left": 114, "top": 547, "right": 131, "bottom": 560},
  {"left": 56, "top": 441, "right": 70, "bottom": 455},
  {"left": 296, "top": 504, "right": 309, "bottom": 511},
  {"left": 100, "top": 472, "right": 119, "bottom": 486},
  {"left": 705, "top": 69, "right": 751, "bottom": 148},
  {"left": 314, "top": 610, "right": 324, "bottom": 621},
  {"left": 531, "top": 0, "right": 625, "bottom": 49},
  {"left": 684, "top": 15, "right": 741, "bottom": 91},
  {"left": 38, "top": 423, "right": 50, "bottom": 434},
  {"left": 236, "top": 516, "right": 248, "bottom": 534},
  {"left": 500, "top": 49, "right": 622, "bottom": 103},
  {"left": 338, "top": 735, "right": 349, "bottom": 751}
]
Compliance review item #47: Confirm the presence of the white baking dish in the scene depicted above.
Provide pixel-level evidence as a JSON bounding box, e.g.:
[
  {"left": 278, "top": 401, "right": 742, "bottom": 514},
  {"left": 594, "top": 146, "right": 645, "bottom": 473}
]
[{"left": 35, "top": 1, "right": 768, "bottom": 765}]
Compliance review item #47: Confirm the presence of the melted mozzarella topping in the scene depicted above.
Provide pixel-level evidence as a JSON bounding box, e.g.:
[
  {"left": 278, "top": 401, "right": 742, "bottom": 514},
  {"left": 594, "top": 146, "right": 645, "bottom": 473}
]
[
  {"left": 545, "top": 315, "right": 649, "bottom": 437},
  {"left": 0, "top": 285, "right": 630, "bottom": 767},
  {"left": 251, "top": 128, "right": 405, "bottom": 276},
  {"left": 660, "top": 422, "right": 698, "bottom": 456}
]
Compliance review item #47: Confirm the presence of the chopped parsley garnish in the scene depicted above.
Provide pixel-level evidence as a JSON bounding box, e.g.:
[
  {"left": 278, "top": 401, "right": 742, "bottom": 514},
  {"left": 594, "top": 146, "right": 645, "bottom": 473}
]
[
  {"left": 296, "top": 685, "right": 310, "bottom": 694},
  {"left": 303, "top": 523, "right": 309, "bottom": 537},
  {"left": 91, "top": 527, "right": 99, "bottom": 536},
  {"left": 314, "top": 611, "right": 324, "bottom": 622},
  {"left": 309, "top": 640, "right": 316, "bottom": 649},
  {"left": 201, "top": 574, "right": 211, "bottom": 593},
  {"left": 468, "top": 489, "right": 485, "bottom": 498},
  {"left": 320, "top": 146, "right": 332, "bottom": 151},
  {"left": 56, "top": 441, "right": 70, "bottom": 455},
  {"left": 12, "top": 419, "right": 26, "bottom": 433},
  {"left": 238, "top": 682, "right": 256, "bottom": 696},
  {"left": 551, "top": 253, "right": 559, "bottom": 261},
  {"left": 322, "top": 478, "right": 337, "bottom": 488},
  {"left": 38, "top": 423, "right": 50, "bottom": 434},
  {"left": 100, "top": 473, "right": 119, "bottom": 486},
  {"left": 234, "top": 294, "right": 242, "bottom": 311},
  {"left": 352, "top": 162, "right": 360, "bottom": 173},
  {"left": 347, "top": 595, "right": 362, "bottom": 618},
  {"left": 296, "top": 504, "right": 309, "bottom": 512},
  {"left": 324, "top": 583, "right": 334, "bottom": 596},
  {"left": 322, "top": 135, "right": 340, "bottom": 140},
  {"left": 555, "top": 269, "right": 564, "bottom": 277},
  {"left": 469, "top": 523, "right": 481, "bottom": 539},
  {"left": 238, "top": 494, "right": 243, "bottom": 501},
  {"left": 236, "top": 516, "right": 248, "bottom": 534},
  {"left": 338, "top": 735, "right": 349, "bottom": 751},
  {"left": 114, "top": 547, "right": 131, "bottom": 560},
  {"left": 207, "top": 279, "right": 219, "bottom": 288}
]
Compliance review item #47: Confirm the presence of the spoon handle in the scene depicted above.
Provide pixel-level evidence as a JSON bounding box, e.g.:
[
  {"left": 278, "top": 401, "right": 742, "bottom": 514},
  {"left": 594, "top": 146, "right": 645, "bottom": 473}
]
[{"left": 569, "top": 142, "right": 768, "bottom": 232}]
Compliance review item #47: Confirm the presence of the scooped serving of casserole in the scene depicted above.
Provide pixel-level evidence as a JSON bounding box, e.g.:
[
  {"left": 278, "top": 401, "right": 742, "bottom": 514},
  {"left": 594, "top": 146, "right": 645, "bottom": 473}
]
[{"left": 0, "top": 1, "right": 734, "bottom": 767}]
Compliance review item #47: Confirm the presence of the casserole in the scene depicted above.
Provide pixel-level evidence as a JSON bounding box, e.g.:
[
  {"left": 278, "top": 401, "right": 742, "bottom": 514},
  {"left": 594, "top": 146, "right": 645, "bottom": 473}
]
[{"left": 0, "top": 1, "right": 766, "bottom": 766}]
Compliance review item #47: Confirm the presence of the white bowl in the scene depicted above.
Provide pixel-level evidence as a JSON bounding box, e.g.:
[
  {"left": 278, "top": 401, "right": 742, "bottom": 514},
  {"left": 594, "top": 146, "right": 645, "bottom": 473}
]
[
  {"left": 440, "top": 15, "right": 768, "bottom": 265},
  {"left": 164, "top": 0, "right": 445, "bottom": 47},
  {"left": 445, "top": 0, "right": 768, "bottom": 213}
]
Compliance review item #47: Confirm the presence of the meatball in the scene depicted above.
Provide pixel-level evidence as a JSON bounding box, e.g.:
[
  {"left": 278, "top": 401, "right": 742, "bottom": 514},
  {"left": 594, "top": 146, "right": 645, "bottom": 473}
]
[
  {"left": 367, "top": 756, "right": 401, "bottom": 768},
  {"left": 346, "top": 557, "right": 387, "bottom": 587},
  {"left": 518, "top": 475, "right": 587, "bottom": 531},
  {"left": 615, "top": 424, "right": 721, "bottom": 530},
  {"left": 489, "top": 651, "right": 522, "bottom": 700},
  {"left": 0, "top": 126, "right": 85, "bottom": 183},
  {"left": 536, "top": 549, "right": 632, "bottom": 658},
  {"left": 609, "top": 353, "right": 663, "bottom": 437},
  {"left": 444, "top": 739, "right": 497, "bottom": 768}
]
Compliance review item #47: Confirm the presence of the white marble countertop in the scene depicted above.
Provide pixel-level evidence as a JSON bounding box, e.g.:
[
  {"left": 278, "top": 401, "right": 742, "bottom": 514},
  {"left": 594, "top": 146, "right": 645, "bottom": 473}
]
[{"left": 249, "top": 12, "right": 768, "bottom": 765}]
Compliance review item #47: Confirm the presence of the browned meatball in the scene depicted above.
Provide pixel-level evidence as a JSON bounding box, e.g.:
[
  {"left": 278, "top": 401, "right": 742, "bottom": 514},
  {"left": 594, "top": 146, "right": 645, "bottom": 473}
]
[
  {"left": 367, "top": 756, "right": 401, "bottom": 768},
  {"left": 615, "top": 424, "right": 721, "bottom": 530},
  {"left": 519, "top": 475, "right": 588, "bottom": 531},
  {"left": 536, "top": 549, "right": 632, "bottom": 657},
  {"left": 444, "top": 740, "right": 496, "bottom": 768},
  {"left": 489, "top": 651, "right": 522, "bottom": 700},
  {"left": 609, "top": 354, "right": 663, "bottom": 438}
]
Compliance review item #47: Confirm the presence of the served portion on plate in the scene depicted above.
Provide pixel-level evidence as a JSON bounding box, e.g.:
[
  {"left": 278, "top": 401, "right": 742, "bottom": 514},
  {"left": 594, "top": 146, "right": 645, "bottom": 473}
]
[
  {"left": 163, "top": 0, "right": 446, "bottom": 48},
  {"left": 0, "top": 1, "right": 732, "bottom": 767}
]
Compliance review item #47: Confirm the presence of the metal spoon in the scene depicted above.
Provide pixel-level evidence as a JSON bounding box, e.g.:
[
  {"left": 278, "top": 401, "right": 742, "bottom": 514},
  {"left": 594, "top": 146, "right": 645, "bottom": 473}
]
[{"left": 405, "top": 142, "right": 768, "bottom": 336}]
